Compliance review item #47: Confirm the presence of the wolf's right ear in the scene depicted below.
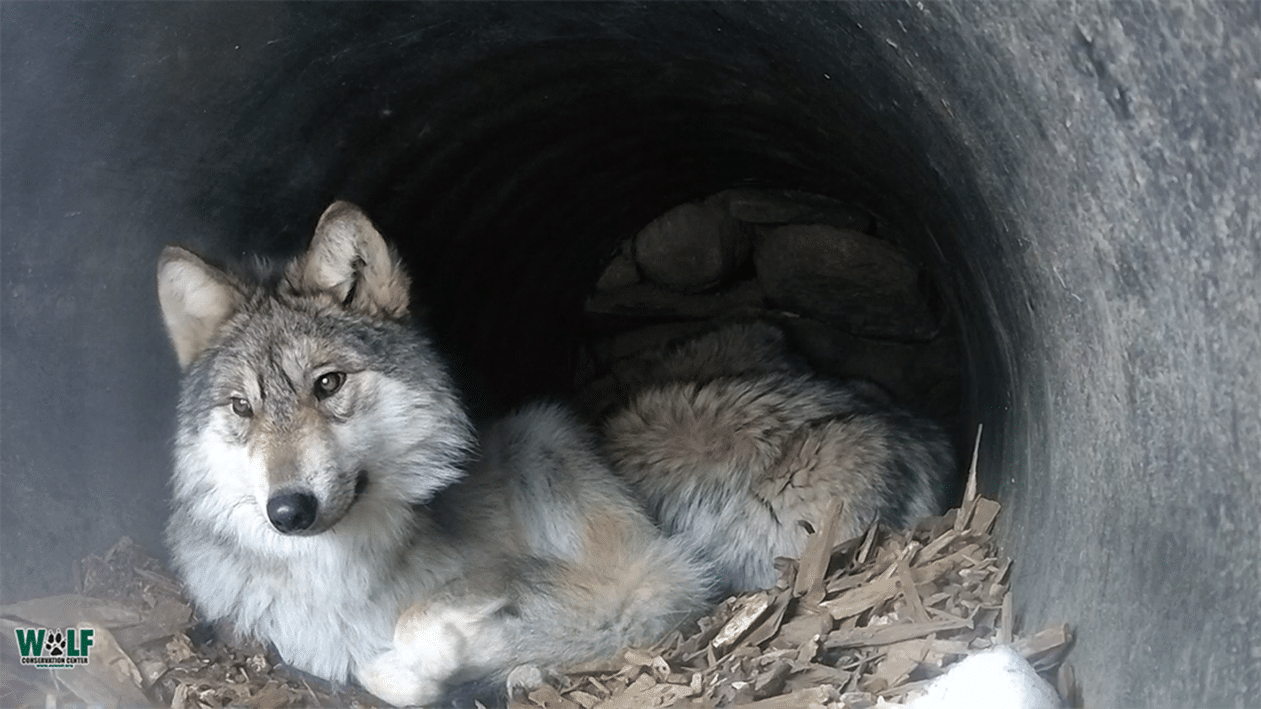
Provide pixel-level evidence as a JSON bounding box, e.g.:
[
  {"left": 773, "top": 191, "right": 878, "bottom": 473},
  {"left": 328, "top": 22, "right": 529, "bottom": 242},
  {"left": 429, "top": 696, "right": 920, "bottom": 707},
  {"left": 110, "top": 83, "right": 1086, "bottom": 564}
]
[
  {"left": 157, "top": 246, "right": 243, "bottom": 369},
  {"left": 286, "top": 202, "right": 411, "bottom": 319}
]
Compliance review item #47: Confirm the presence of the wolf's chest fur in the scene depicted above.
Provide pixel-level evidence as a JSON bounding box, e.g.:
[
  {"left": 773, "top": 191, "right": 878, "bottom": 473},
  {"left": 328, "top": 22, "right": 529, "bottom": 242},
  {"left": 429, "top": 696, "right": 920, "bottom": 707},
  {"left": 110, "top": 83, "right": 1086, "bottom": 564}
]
[{"left": 168, "top": 498, "right": 439, "bottom": 680}]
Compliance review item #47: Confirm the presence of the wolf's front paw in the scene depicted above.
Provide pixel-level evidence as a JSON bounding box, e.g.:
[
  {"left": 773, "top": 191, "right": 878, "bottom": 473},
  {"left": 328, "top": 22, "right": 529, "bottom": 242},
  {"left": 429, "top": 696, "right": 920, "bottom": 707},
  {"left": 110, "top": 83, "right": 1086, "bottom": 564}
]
[
  {"left": 358, "top": 601, "right": 508, "bottom": 707},
  {"left": 358, "top": 649, "right": 446, "bottom": 707},
  {"left": 505, "top": 663, "right": 564, "bottom": 703}
]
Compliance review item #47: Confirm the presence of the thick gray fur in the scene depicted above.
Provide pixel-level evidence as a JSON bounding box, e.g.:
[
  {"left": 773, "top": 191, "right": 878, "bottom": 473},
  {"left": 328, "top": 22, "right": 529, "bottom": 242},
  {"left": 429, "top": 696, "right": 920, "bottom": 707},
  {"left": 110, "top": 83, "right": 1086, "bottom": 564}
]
[
  {"left": 157, "top": 202, "right": 712, "bottom": 707},
  {"left": 604, "top": 322, "right": 955, "bottom": 593}
]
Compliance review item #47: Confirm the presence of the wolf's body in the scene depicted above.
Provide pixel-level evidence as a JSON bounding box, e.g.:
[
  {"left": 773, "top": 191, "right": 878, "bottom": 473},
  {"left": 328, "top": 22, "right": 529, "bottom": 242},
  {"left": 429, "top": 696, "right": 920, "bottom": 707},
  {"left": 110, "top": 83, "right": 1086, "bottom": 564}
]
[
  {"left": 603, "top": 323, "right": 954, "bottom": 593},
  {"left": 158, "top": 203, "right": 711, "bottom": 706}
]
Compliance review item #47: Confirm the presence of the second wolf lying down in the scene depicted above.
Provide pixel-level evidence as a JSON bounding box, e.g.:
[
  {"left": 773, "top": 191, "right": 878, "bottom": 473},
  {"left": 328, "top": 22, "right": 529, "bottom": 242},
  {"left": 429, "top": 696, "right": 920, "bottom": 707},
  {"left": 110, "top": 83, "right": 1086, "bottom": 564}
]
[
  {"left": 605, "top": 322, "right": 954, "bottom": 594},
  {"left": 157, "top": 202, "right": 952, "bottom": 706}
]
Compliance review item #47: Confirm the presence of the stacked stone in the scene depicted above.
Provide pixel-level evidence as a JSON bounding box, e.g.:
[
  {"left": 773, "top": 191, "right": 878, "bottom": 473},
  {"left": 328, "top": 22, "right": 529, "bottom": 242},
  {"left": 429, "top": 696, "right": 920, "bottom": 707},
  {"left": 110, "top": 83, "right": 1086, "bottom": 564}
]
[{"left": 577, "top": 189, "right": 960, "bottom": 422}]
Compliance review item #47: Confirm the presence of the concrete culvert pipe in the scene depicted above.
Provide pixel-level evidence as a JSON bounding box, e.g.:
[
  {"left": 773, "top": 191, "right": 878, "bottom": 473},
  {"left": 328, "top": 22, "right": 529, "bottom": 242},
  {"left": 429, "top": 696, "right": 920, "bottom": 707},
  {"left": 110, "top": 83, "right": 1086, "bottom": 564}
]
[{"left": 2, "top": 3, "right": 1258, "bottom": 707}]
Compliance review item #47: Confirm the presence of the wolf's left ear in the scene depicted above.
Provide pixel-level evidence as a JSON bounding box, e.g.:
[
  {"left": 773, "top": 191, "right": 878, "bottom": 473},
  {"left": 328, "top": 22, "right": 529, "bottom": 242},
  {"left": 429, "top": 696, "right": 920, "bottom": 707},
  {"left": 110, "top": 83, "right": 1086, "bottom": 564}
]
[
  {"left": 287, "top": 202, "right": 411, "bottom": 318},
  {"left": 157, "top": 246, "right": 245, "bottom": 369}
]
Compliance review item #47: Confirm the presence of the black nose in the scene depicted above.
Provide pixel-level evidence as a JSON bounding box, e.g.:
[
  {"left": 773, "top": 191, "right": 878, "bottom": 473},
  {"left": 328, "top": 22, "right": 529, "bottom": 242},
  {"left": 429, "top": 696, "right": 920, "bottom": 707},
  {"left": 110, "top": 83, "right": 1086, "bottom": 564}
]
[{"left": 266, "top": 491, "right": 318, "bottom": 533}]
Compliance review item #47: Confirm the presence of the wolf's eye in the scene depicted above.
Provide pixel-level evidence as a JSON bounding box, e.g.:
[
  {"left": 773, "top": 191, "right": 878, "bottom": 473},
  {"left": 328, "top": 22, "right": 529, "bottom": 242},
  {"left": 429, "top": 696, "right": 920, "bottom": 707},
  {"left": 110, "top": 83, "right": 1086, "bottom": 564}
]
[
  {"left": 229, "top": 397, "right": 253, "bottom": 417},
  {"left": 314, "top": 371, "right": 346, "bottom": 400}
]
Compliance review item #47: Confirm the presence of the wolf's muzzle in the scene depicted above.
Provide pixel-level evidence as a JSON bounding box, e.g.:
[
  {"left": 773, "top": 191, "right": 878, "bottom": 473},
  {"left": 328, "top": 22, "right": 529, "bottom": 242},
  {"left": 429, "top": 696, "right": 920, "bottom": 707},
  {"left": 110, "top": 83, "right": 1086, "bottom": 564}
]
[{"left": 267, "top": 491, "right": 319, "bottom": 534}]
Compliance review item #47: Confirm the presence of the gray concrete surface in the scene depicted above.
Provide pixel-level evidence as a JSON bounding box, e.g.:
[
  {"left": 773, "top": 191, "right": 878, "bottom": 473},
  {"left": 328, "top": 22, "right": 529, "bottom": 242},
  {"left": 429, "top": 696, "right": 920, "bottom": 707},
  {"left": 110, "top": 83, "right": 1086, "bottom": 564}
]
[{"left": 2, "top": 3, "right": 1258, "bottom": 706}]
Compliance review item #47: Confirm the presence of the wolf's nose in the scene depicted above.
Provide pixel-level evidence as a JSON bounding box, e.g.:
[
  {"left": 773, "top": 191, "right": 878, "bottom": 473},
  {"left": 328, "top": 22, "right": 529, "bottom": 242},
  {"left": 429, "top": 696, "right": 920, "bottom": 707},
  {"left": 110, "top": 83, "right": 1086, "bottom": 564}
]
[{"left": 267, "top": 492, "right": 318, "bottom": 533}]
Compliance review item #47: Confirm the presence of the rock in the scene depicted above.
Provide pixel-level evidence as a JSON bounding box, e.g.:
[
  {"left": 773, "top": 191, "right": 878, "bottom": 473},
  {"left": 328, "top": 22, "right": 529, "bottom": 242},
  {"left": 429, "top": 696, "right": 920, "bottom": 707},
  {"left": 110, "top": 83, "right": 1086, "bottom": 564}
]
[
  {"left": 708, "top": 188, "right": 872, "bottom": 231},
  {"left": 589, "top": 322, "right": 717, "bottom": 366},
  {"left": 780, "top": 317, "right": 960, "bottom": 407},
  {"left": 753, "top": 224, "right": 940, "bottom": 340},
  {"left": 907, "top": 332, "right": 962, "bottom": 391},
  {"left": 595, "top": 243, "right": 641, "bottom": 291},
  {"left": 572, "top": 344, "right": 601, "bottom": 390},
  {"left": 573, "top": 372, "right": 625, "bottom": 421},
  {"left": 643, "top": 320, "right": 807, "bottom": 383},
  {"left": 579, "top": 320, "right": 805, "bottom": 417},
  {"left": 584, "top": 280, "right": 765, "bottom": 321},
  {"left": 780, "top": 317, "right": 920, "bottom": 401},
  {"left": 634, "top": 201, "right": 750, "bottom": 293},
  {"left": 923, "top": 378, "right": 963, "bottom": 419}
]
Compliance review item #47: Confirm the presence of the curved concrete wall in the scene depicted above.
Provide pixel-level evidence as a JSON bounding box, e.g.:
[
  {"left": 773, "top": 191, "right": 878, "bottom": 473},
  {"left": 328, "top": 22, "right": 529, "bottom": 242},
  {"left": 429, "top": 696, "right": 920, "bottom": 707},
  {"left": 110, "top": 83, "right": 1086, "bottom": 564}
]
[{"left": 2, "top": 3, "right": 1257, "bottom": 706}]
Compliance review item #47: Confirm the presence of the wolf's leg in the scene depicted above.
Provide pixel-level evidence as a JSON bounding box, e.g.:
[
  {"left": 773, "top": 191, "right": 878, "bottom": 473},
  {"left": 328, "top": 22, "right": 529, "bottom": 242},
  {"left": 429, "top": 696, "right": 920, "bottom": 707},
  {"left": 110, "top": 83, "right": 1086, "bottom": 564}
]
[
  {"left": 356, "top": 600, "right": 508, "bottom": 707},
  {"left": 504, "top": 664, "right": 568, "bottom": 702}
]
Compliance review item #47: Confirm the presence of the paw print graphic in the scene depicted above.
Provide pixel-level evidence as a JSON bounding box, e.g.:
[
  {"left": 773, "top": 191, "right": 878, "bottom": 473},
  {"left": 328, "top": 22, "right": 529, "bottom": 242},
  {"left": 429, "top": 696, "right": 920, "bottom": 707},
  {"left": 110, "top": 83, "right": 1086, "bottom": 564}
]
[{"left": 45, "top": 630, "right": 67, "bottom": 656}]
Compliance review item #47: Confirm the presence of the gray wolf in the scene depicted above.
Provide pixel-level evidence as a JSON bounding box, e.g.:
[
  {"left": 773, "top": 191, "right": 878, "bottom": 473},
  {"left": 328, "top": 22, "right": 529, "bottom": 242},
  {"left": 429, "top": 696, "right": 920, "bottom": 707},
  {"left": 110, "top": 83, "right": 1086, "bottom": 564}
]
[
  {"left": 603, "top": 321, "right": 955, "bottom": 593},
  {"left": 157, "top": 202, "right": 712, "bottom": 707}
]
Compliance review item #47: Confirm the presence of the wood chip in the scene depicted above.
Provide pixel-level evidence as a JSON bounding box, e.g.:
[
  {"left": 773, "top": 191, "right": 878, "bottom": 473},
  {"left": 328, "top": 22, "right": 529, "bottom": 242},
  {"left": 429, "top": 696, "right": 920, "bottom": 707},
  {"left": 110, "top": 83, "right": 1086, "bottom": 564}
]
[
  {"left": 769, "top": 611, "right": 833, "bottom": 652},
  {"left": 999, "top": 587, "right": 1014, "bottom": 645},
  {"left": 587, "top": 673, "right": 696, "bottom": 709},
  {"left": 1057, "top": 661, "right": 1081, "bottom": 708},
  {"left": 739, "top": 590, "right": 793, "bottom": 649},
  {"left": 963, "top": 423, "right": 983, "bottom": 504},
  {"left": 794, "top": 498, "right": 846, "bottom": 605},
  {"left": 821, "top": 577, "right": 899, "bottom": 620},
  {"left": 524, "top": 683, "right": 580, "bottom": 709},
  {"left": 855, "top": 520, "right": 881, "bottom": 565},
  {"left": 895, "top": 559, "right": 931, "bottom": 625},
  {"left": 711, "top": 592, "right": 773, "bottom": 652},
  {"left": 968, "top": 498, "right": 1002, "bottom": 535},
  {"left": 826, "top": 617, "right": 974, "bottom": 649},
  {"left": 1012, "top": 623, "right": 1074, "bottom": 670},
  {"left": 736, "top": 684, "right": 838, "bottom": 708}
]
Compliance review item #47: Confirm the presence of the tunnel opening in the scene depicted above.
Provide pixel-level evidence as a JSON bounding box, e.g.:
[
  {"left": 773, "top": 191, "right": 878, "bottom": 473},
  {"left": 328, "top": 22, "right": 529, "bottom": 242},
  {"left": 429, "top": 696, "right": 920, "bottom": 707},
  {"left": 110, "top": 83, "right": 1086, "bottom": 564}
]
[{"left": 264, "top": 9, "right": 1019, "bottom": 695}]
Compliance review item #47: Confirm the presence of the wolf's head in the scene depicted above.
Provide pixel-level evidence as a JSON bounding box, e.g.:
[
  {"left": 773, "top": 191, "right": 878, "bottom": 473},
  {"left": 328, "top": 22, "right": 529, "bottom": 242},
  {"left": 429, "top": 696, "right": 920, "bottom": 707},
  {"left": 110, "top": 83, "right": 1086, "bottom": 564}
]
[{"left": 157, "top": 202, "right": 473, "bottom": 541}]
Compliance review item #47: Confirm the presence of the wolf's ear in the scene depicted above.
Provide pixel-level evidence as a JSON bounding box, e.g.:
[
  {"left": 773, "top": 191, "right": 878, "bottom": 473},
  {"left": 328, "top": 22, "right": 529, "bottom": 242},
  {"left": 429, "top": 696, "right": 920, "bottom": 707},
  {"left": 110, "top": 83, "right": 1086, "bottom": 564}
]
[
  {"left": 157, "top": 246, "right": 244, "bottom": 369},
  {"left": 287, "top": 201, "right": 411, "bottom": 318}
]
